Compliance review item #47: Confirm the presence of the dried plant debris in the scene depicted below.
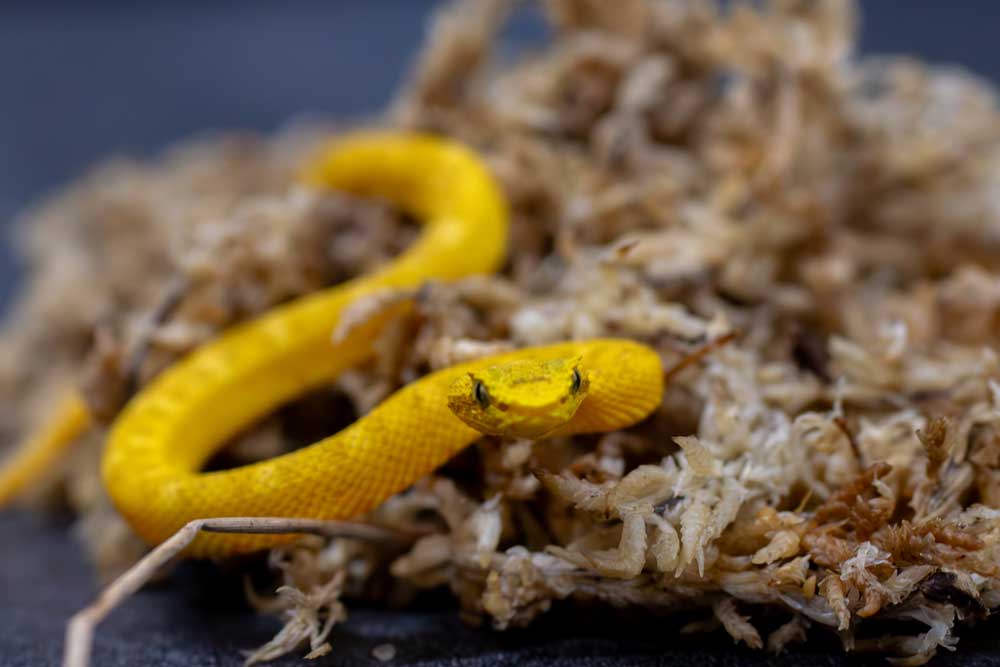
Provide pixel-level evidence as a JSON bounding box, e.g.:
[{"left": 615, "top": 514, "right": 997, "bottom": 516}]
[{"left": 4, "top": 0, "right": 1000, "bottom": 664}]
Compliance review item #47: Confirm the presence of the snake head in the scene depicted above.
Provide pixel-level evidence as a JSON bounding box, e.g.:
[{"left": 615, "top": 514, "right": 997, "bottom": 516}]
[{"left": 447, "top": 356, "right": 590, "bottom": 439}]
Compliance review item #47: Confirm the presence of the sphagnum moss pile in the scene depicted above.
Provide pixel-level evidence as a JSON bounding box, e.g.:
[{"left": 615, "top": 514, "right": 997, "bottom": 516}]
[{"left": 4, "top": 1, "right": 1000, "bottom": 664}]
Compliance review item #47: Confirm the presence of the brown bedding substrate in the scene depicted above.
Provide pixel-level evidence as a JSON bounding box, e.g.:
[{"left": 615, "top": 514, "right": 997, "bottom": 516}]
[{"left": 4, "top": 1, "right": 1000, "bottom": 664}]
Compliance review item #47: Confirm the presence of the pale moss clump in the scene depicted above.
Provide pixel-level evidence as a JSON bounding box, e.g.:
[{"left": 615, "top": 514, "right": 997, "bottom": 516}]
[{"left": 4, "top": 0, "right": 1000, "bottom": 664}]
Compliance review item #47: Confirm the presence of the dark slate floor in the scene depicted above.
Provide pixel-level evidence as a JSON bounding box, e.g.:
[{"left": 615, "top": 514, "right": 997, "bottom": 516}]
[
  {"left": 3, "top": 510, "right": 1000, "bottom": 667},
  {"left": 5, "top": 2, "right": 1000, "bottom": 666}
]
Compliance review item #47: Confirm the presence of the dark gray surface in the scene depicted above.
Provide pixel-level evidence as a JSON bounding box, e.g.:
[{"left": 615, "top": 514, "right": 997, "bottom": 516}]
[
  {"left": 6, "top": 509, "right": 1000, "bottom": 667},
  {"left": 0, "top": 0, "right": 434, "bottom": 308},
  {"left": 4, "top": 2, "right": 1000, "bottom": 666}
]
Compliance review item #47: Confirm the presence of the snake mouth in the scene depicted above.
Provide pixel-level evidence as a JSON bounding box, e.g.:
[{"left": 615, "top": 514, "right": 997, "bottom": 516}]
[{"left": 503, "top": 400, "right": 581, "bottom": 417}]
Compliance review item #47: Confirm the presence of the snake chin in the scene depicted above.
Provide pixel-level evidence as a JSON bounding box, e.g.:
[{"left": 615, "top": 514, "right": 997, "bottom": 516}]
[{"left": 446, "top": 356, "right": 590, "bottom": 439}]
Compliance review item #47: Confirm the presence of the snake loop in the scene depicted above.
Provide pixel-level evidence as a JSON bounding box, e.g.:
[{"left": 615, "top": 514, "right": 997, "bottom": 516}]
[{"left": 4, "top": 132, "right": 663, "bottom": 559}]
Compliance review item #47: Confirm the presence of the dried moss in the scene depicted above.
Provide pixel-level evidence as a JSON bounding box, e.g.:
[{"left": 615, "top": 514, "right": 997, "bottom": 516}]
[{"left": 5, "top": 0, "right": 1000, "bottom": 664}]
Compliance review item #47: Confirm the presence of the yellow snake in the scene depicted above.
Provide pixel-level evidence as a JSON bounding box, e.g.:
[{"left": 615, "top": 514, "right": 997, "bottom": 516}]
[{"left": 0, "top": 132, "right": 663, "bottom": 558}]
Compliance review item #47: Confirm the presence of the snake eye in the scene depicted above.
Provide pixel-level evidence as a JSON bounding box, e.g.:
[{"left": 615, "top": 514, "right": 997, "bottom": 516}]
[
  {"left": 570, "top": 368, "right": 582, "bottom": 393},
  {"left": 473, "top": 380, "right": 490, "bottom": 408}
]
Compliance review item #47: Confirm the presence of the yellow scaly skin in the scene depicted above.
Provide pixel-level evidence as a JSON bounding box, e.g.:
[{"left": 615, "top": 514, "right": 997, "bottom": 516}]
[
  {"left": 15, "top": 132, "right": 664, "bottom": 559},
  {"left": 0, "top": 392, "right": 90, "bottom": 506}
]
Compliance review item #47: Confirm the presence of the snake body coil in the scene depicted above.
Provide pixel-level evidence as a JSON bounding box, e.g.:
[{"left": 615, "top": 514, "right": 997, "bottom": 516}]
[{"left": 99, "top": 133, "right": 663, "bottom": 558}]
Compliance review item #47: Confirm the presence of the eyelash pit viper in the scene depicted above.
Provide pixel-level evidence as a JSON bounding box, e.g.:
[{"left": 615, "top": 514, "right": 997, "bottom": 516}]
[{"left": 0, "top": 131, "right": 664, "bottom": 560}]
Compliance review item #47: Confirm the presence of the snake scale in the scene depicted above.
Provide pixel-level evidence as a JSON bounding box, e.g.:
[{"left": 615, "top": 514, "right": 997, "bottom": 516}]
[{"left": 2, "top": 132, "right": 664, "bottom": 559}]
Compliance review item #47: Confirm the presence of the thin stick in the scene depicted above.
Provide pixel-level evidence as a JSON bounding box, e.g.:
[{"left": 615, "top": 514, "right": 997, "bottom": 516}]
[
  {"left": 63, "top": 517, "right": 407, "bottom": 667},
  {"left": 122, "top": 276, "right": 189, "bottom": 399},
  {"left": 833, "top": 415, "right": 866, "bottom": 469},
  {"left": 663, "top": 331, "right": 739, "bottom": 383}
]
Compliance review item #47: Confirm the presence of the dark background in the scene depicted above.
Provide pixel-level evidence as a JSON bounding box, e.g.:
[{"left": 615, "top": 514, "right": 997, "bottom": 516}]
[
  {"left": 3, "top": 2, "right": 1000, "bottom": 666},
  {"left": 2, "top": 1, "right": 1000, "bottom": 310}
]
